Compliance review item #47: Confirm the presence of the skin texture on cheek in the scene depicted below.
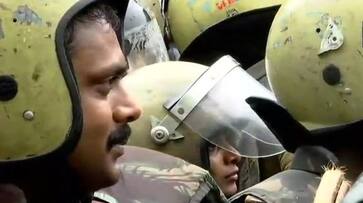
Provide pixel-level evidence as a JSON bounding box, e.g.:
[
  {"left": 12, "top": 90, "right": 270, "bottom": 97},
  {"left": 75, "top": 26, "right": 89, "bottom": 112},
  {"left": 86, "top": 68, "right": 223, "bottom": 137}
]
[
  {"left": 209, "top": 147, "right": 240, "bottom": 197},
  {"left": 67, "top": 21, "right": 128, "bottom": 192},
  {"left": 71, "top": 96, "right": 118, "bottom": 190}
]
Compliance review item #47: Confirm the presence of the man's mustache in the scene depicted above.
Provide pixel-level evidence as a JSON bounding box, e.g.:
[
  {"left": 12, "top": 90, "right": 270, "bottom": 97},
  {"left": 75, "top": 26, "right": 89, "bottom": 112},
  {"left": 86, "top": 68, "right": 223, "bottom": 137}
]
[{"left": 107, "top": 124, "right": 131, "bottom": 151}]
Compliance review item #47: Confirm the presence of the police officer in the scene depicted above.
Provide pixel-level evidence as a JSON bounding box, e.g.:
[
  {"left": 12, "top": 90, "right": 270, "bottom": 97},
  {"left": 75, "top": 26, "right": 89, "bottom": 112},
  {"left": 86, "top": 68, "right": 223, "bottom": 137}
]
[
  {"left": 232, "top": 0, "right": 363, "bottom": 202},
  {"left": 0, "top": 0, "right": 143, "bottom": 202},
  {"left": 96, "top": 56, "right": 289, "bottom": 202}
]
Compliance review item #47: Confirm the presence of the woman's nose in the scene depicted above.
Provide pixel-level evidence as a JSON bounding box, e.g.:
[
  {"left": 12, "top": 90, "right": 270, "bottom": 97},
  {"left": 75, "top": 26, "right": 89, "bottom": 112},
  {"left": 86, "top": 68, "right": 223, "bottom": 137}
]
[{"left": 225, "top": 150, "right": 242, "bottom": 165}]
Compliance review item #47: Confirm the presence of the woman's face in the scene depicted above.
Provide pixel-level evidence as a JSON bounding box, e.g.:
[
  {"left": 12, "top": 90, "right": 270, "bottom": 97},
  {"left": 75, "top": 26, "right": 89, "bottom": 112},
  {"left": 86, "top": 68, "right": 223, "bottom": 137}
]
[{"left": 209, "top": 146, "right": 242, "bottom": 197}]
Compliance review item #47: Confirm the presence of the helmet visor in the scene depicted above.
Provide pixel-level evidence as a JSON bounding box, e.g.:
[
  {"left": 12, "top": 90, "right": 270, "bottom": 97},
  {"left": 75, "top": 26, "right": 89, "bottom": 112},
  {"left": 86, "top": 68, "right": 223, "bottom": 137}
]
[
  {"left": 180, "top": 57, "right": 285, "bottom": 158},
  {"left": 124, "top": 19, "right": 169, "bottom": 69}
]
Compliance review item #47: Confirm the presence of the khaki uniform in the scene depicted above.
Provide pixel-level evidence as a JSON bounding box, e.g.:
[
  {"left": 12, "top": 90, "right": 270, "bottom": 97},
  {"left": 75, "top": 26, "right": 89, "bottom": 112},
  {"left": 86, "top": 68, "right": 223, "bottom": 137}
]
[
  {"left": 239, "top": 152, "right": 293, "bottom": 191},
  {"left": 230, "top": 146, "right": 338, "bottom": 203}
]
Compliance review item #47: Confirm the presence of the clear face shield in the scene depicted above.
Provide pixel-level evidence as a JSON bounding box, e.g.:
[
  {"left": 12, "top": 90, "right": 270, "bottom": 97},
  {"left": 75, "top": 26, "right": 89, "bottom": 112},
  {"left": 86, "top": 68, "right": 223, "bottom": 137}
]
[
  {"left": 97, "top": 146, "right": 227, "bottom": 203},
  {"left": 123, "top": 0, "right": 169, "bottom": 70},
  {"left": 152, "top": 56, "right": 285, "bottom": 158}
]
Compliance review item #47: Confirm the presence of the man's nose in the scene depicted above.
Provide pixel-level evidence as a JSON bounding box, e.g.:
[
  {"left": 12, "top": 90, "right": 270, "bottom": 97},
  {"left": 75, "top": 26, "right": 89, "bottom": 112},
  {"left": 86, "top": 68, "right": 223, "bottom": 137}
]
[{"left": 113, "top": 96, "right": 142, "bottom": 123}]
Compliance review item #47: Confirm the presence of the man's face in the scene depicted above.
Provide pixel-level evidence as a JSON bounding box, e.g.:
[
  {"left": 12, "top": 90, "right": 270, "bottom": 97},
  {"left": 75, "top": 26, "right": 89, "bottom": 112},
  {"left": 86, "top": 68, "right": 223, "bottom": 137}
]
[{"left": 68, "top": 20, "right": 142, "bottom": 191}]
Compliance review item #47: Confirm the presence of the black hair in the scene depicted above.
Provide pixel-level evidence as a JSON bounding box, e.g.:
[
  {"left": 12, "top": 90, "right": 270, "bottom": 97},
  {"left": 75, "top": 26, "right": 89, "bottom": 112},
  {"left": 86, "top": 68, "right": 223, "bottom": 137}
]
[
  {"left": 200, "top": 139, "right": 214, "bottom": 170},
  {"left": 64, "top": 3, "right": 122, "bottom": 56}
]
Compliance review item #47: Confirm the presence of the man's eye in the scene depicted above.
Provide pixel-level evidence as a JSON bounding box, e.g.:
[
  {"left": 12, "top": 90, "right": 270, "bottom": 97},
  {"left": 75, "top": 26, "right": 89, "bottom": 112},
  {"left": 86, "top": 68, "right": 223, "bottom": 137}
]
[
  {"left": 96, "top": 83, "right": 112, "bottom": 96},
  {"left": 109, "top": 75, "right": 121, "bottom": 84},
  {"left": 97, "top": 73, "right": 126, "bottom": 96},
  {"left": 109, "top": 71, "right": 127, "bottom": 84}
]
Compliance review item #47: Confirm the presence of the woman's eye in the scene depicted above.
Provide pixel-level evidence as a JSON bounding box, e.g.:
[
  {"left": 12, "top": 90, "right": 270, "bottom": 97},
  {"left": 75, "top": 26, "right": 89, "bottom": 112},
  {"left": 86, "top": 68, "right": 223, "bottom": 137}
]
[{"left": 208, "top": 145, "right": 218, "bottom": 153}]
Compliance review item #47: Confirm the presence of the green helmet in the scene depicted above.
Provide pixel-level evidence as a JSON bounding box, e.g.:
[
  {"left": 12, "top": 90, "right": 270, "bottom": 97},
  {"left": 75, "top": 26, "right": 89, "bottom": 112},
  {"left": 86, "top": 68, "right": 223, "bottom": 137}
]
[
  {"left": 266, "top": 0, "right": 363, "bottom": 130},
  {"left": 0, "top": 0, "right": 128, "bottom": 163},
  {"left": 124, "top": 56, "right": 285, "bottom": 166},
  {"left": 125, "top": 61, "right": 205, "bottom": 165},
  {"left": 164, "top": 0, "right": 285, "bottom": 67}
]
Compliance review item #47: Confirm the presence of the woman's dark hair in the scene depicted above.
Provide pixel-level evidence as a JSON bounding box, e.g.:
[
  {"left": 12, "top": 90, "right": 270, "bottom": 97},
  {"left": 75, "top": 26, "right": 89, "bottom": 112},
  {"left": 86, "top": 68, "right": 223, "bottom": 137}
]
[{"left": 200, "top": 139, "right": 215, "bottom": 170}]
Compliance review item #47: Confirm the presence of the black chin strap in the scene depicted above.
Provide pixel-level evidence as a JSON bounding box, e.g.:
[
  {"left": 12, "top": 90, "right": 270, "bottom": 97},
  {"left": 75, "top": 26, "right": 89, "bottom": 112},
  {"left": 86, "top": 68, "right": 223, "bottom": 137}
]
[
  {"left": 310, "top": 118, "right": 363, "bottom": 150},
  {"left": 246, "top": 96, "right": 363, "bottom": 152},
  {"left": 245, "top": 97, "right": 312, "bottom": 152},
  {"left": 200, "top": 139, "right": 212, "bottom": 171}
]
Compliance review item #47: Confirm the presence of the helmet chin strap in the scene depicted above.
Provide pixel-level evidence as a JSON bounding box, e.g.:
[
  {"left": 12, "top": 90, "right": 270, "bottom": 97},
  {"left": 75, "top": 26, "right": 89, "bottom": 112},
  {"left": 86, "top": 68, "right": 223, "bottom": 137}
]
[
  {"left": 245, "top": 97, "right": 312, "bottom": 153},
  {"left": 199, "top": 139, "right": 212, "bottom": 171},
  {"left": 246, "top": 96, "right": 363, "bottom": 153},
  {"left": 311, "top": 119, "right": 363, "bottom": 151}
]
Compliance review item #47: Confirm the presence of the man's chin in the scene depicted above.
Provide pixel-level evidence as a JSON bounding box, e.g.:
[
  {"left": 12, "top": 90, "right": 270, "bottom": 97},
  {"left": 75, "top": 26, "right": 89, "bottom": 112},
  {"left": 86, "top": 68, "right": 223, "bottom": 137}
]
[
  {"left": 94, "top": 166, "right": 121, "bottom": 190},
  {"left": 107, "top": 154, "right": 122, "bottom": 184},
  {"left": 109, "top": 144, "right": 125, "bottom": 161},
  {"left": 86, "top": 157, "right": 122, "bottom": 190},
  {"left": 107, "top": 169, "right": 121, "bottom": 186},
  {"left": 79, "top": 172, "right": 120, "bottom": 193}
]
